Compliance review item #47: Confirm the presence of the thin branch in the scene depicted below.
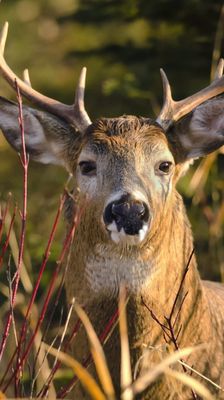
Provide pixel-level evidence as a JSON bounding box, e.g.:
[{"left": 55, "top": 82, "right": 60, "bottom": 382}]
[
  {"left": 3, "top": 206, "right": 81, "bottom": 393},
  {"left": 0, "top": 194, "right": 12, "bottom": 244},
  {"left": 0, "top": 206, "right": 17, "bottom": 269},
  {"left": 169, "top": 248, "right": 195, "bottom": 322},
  {"left": 0, "top": 81, "right": 29, "bottom": 378},
  {"left": 142, "top": 249, "right": 198, "bottom": 400},
  {"left": 56, "top": 306, "right": 119, "bottom": 398}
]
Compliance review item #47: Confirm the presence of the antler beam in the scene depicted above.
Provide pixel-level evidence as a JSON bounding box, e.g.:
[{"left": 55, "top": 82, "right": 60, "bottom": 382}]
[
  {"left": 157, "top": 59, "right": 224, "bottom": 130},
  {"left": 0, "top": 22, "right": 91, "bottom": 133}
]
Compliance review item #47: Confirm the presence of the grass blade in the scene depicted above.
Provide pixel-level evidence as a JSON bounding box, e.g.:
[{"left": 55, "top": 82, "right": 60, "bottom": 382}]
[
  {"left": 129, "top": 345, "right": 204, "bottom": 396},
  {"left": 166, "top": 369, "right": 215, "bottom": 400},
  {"left": 119, "top": 286, "right": 133, "bottom": 400},
  {"left": 75, "top": 304, "right": 115, "bottom": 400},
  {"left": 45, "top": 344, "right": 106, "bottom": 400}
]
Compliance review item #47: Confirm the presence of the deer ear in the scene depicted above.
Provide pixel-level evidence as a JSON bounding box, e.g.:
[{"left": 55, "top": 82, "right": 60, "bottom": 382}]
[
  {"left": 0, "top": 96, "right": 74, "bottom": 169},
  {"left": 168, "top": 98, "right": 224, "bottom": 162}
]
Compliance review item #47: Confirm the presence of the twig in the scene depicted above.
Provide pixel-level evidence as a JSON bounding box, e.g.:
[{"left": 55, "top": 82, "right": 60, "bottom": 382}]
[
  {"left": 0, "top": 193, "right": 12, "bottom": 244},
  {"left": 142, "top": 249, "right": 198, "bottom": 400},
  {"left": 38, "top": 318, "right": 82, "bottom": 397},
  {"left": 0, "top": 81, "right": 29, "bottom": 385},
  {"left": 3, "top": 206, "right": 81, "bottom": 393},
  {"left": 14, "top": 194, "right": 66, "bottom": 379},
  {"left": 0, "top": 205, "right": 17, "bottom": 269},
  {"left": 0, "top": 196, "right": 66, "bottom": 391},
  {"left": 56, "top": 306, "right": 119, "bottom": 398},
  {"left": 169, "top": 249, "right": 194, "bottom": 322},
  {"left": 6, "top": 255, "right": 19, "bottom": 348}
]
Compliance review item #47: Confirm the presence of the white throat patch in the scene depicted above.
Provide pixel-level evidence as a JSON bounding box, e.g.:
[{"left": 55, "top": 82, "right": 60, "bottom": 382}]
[{"left": 85, "top": 243, "right": 154, "bottom": 297}]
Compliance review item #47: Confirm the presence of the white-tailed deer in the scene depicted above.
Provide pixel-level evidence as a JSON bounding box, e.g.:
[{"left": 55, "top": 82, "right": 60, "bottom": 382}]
[{"left": 0, "top": 22, "right": 224, "bottom": 399}]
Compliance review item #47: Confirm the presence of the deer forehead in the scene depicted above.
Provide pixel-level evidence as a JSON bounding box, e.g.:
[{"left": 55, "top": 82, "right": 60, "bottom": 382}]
[{"left": 78, "top": 117, "right": 174, "bottom": 164}]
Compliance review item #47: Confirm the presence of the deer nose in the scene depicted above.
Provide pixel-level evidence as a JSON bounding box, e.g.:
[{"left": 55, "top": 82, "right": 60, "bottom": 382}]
[
  {"left": 112, "top": 201, "right": 145, "bottom": 219},
  {"left": 103, "top": 195, "right": 149, "bottom": 236}
]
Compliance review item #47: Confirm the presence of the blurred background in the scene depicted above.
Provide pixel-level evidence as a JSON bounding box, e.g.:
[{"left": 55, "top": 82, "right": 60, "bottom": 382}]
[{"left": 0, "top": 0, "right": 224, "bottom": 281}]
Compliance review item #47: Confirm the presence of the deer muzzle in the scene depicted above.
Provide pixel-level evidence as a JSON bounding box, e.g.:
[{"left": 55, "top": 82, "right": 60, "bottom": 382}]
[{"left": 103, "top": 193, "right": 150, "bottom": 244}]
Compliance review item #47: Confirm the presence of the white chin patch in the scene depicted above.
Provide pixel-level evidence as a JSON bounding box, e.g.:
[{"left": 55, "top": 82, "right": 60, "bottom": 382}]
[{"left": 107, "top": 222, "right": 148, "bottom": 245}]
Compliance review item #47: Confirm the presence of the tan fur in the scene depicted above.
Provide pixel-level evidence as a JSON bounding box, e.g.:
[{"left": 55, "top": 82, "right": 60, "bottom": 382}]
[
  {"left": 1, "top": 100, "right": 224, "bottom": 398},
  {"left": 62, "top": 117, "right": 224, "bottom": 399}
]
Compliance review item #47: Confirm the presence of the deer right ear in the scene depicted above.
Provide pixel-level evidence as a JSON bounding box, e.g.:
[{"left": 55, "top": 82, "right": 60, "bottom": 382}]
[
  {"left": 167, "top": 97, "right": 224, "bottom": 162},
  {"left": 0, "top": 96, "right": 75, "bottom": 169}
]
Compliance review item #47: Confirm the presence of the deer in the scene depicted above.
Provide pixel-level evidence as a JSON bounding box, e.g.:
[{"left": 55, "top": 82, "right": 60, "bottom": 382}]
[{"left": 0, "top": 21, "right": 224, "bottom": 399}]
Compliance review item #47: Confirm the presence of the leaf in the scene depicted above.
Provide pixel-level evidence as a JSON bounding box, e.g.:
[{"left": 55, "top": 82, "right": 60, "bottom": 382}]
[
  {"left": 129, "top": 345, "right": 205, "bottom": 396},
  {"left": 166, "top": 369, "right": 215, "bottom": 400},
  {"left": 119, "top": 286, "right": 133, "bottom": 400},
  {"left": 44, "top": 344, "right": 106, "bottom": 400},
  {"left": 75, "top": 303, "right": 115, "bottom": 400}
]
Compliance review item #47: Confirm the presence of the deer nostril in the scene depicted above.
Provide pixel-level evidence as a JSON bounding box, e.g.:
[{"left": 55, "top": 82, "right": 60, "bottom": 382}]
[
  {"left": 111, "top": 201, "right": 146, "bottom": 219},
  {"left": 112, "top": 202, "right": 129, "bottom": 217}
]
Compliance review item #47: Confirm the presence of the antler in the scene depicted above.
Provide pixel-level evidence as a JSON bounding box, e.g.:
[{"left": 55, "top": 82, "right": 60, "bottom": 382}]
[
  {"left": 0, "top": 22, "right": 91, "bottom": 133},
  {"left": 156, "top": 59, "right": 224, "bottom": 130}
]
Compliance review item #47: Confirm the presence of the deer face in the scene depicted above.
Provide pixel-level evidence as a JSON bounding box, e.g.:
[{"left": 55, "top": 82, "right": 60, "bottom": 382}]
[
  {"left": 1, "top": 24, "right": 224, "bottom": 253},
  {"left": 76, "top": 117, "right": 175, "bottom": 246}
]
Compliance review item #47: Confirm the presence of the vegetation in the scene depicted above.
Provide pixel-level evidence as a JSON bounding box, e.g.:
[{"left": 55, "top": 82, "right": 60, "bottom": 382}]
[{"left": 0, "top": 0, "right": 223, "bottom": 397}]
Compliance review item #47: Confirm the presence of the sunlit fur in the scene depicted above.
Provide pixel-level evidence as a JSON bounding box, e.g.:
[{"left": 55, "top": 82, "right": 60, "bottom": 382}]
[
  {"left": 1, "top": 101, "right": 224, "bottom": 399},
  {"left": 63, "top": 116, "right": 224, "bottom": 399}
]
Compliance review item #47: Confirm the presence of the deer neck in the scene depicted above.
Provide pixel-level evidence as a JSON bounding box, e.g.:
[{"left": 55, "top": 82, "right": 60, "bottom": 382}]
[
  {"left": 74, "top": 191, "right": 201, "bottom": 303},
  {"left": 68, "top": 190, "right": 209, "bottom": 331},
  {"left": 66, "top": 190, "right": 212, "bottom": 396}
]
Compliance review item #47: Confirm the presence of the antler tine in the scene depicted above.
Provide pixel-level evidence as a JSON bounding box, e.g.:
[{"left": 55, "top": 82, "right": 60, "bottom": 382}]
[
  {"left": 0, "top": 21, "right": 8, "bottom": 54},
  {"left": 160, "top": 68, "right": 173, "bottom": 103},
  {"left": 214, "top": 58, "right": 224, "bottom": 80},
  {"left": 23, "top": 68, "right": 32, "bottom": 87},
  {"left": 156, "top": 69, "right": 175, "bottom": 130},
  {"left": 0, "top": 22, "right": 91, "bottom": 133},
  {"left": 73, "top": 67, "right": 92, "bottom": 132},
  {"left": 156, "top": 60, "right": 224, "bottom": 131}
]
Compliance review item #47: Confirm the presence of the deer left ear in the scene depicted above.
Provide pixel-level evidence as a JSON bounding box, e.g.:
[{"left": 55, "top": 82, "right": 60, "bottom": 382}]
[{"left": 167, "top": 98, "right": 224, "bottom": 162}]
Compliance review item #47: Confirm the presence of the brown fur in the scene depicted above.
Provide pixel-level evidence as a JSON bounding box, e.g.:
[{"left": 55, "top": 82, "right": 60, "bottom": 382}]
[
  {"left": 1, "top": 99, "right": 224, "bottom": 398},
  {"left": 62, "top": 117, "right": 224, "bottom": 399}
]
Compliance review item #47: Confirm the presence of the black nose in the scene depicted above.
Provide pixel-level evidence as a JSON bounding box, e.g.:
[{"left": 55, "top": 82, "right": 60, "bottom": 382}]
[{"left": 103, "top": 194, "right": 149, "bottom": 235}]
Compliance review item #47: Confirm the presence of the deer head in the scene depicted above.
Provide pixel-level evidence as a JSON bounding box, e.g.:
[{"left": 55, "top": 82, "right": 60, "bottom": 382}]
[{"left": 0, "top": 22, "right": 224, "bottom": 247}]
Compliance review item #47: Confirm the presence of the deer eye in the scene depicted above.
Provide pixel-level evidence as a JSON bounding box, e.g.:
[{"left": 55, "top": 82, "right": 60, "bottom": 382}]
[
  {"left": 79, "top": 161, "right": 96, "bottom": 176},
  {"left": 158, "top": 161, "right": 172, "bottom": 174}
]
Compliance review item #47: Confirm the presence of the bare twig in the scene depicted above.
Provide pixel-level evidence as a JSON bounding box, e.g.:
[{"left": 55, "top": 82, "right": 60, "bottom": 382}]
[
  {"left": 2, "top": 209, "right": 79, "bottom": 393},
  {"left": 0, "top": 81, "right": 29, "bottom": 383},
  {"left": 0, "top": 206, "right": 17, "bottom": 269},
  {"left": 0, "top": 193, "right": 12, "bottom": 244},
  {"left": 56, "top": 306, "right": 119, "bottom": 398},
  {"left": 142, "top": 249, "right": 198, "bottom": 400}
]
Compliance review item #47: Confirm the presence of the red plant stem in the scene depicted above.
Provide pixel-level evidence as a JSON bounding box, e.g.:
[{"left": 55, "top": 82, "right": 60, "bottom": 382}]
[
  {"left": 0, "top": 348, "right": 17, "bottom": 388},
  {"left": 0, "top": 204, "right": 3, "bottom": 242},
  {"left": 38, "top": 319, "right": 82, "bottom": 397},
  {"left": 0, "top": 197, "right": 65, "bottom": 391},
  {"left": 3, "top": 214, "right": 79, "bottom": 393},
  {"left": 57, "top": 307, "right": 119, "bottom": 398},
  {"left": 0, "top": 207, "right": 17, "bottom": 269},
  {"left": 169, "top": 248, "right": 195, "bottom": 322},
  {"left": 0, "top": 82, "right": 28, "bottom": 365},
  {"left": 0, "top": 194, "right": 12, "bottom": 244},
  {"left": 37, "top": 208, "right": 86, "bottom": 397},
  {"left": 15, "top": 196, "right": 66, "bottom": 363},
  {"left": 33, "top": 233, "right": 77, "bottom": 384},
  {"left": 99, "top": 307, "right": 119, "bottom": 343}
]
